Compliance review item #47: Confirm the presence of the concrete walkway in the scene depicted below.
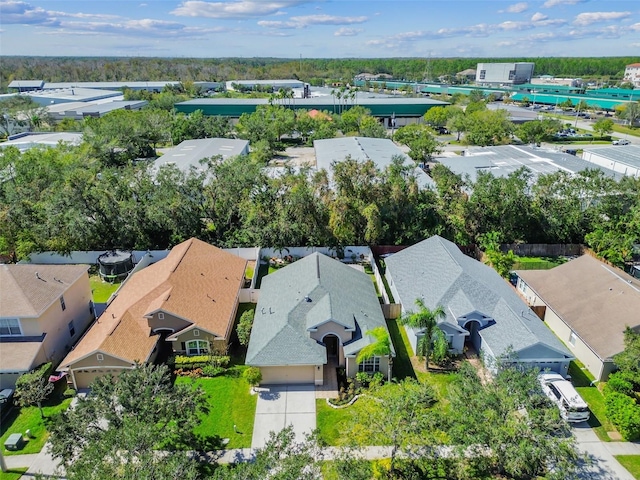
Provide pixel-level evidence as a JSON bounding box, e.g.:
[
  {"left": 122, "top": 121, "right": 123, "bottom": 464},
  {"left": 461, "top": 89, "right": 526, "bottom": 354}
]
[
  {"left": 573, "top": 422, "right": 639, "bottom": 480},
  {"left": 251, "top": 384, "right": 316, "bottom": 449}
]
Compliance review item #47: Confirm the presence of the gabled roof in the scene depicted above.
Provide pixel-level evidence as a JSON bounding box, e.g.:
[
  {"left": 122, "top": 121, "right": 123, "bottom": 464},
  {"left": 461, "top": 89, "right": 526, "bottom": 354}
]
[
  {"left": 246, "top": 253, "right": 391, "bottom": 367},
  {"left": 61, "top": 238, "right": 246, "bottom": 368},
  {"left": 516, "top": 255, "right": 640, "bottom": 360},
  {"left": 385, "top": 236, "right": 572, "bottom": 359},
  {"left": 0, "top": 264, "right": 88, "bottom": 318}
]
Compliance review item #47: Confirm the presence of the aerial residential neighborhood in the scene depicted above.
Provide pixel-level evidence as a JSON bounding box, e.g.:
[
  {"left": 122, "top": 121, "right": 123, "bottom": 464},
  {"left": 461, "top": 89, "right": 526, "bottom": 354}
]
[{"left": 1, "top": 2, "right": 640, "bottom": 478}]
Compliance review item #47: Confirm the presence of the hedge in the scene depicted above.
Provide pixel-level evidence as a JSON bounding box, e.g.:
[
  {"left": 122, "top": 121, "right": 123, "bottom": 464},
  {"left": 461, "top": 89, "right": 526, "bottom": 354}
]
[{"left": 604, "top": 392, "right": 640, "bottom": 441}]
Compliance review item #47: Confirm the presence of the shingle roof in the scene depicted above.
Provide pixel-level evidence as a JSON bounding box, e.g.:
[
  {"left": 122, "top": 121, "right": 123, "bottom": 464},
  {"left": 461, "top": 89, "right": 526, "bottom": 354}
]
[
  {"left": 246, "top": 253, "right": 391, "bottom": 366},
  {"left": 0, "top": 264, "right": 88, "bottom": 317},
  {"left": 0, "top": 337, "right": 45, "bottom": 372},
  {"left": 516, "top": 255, "right": 640, "bottom": 360},
  {"left": 60, "top": 238, "right": 246, "bottom": 368},
  {"left": 385, "top": 236, "right": 572, "bottom": 359}
]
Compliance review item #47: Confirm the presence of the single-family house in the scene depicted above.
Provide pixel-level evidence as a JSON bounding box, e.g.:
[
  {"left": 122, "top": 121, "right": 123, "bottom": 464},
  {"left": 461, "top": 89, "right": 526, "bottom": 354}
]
[
  {"left": 59, "top": 238, "right": 247, "bottom": 389},
  {"left": 385, "top": 236, "right": 573, "bottom": 375},
  {"left": 516, "top": 255, "right": 640, "bottom": 381},
  {"left": 246, "top": 253, "right": 394, "bottom": 385},
  {"left": 1, "top": 264, "right": 93, "bottom": 389}
]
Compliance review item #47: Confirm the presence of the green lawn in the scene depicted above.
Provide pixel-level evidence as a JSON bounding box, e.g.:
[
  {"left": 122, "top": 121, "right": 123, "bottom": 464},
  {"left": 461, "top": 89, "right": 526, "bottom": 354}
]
[
  {"left": 175, "top": 371, "right": 257, "bottom": 449},
  {"left": 385, "top": 318, "right": 416, "bottom": 381},
  {"left": 616, "top": 456, "right": 640, "bottom": 479},
  {"left": 0, "top": 393, "right": 73, "bottom": 456},
  {"left": 89, "top": 274, "right": 121, "bottom": 303},
  {"left": 0, "top": 468, "right": 27, "bottom": 480},
  {"left": 568, "top": 361, "right": 617, "bottom": 441},
  {"left": 316, "top": 398, "right": 374, "bottom": 446},
  {"left": 512, "top": 256, "right": 567, "bottom": 271}
]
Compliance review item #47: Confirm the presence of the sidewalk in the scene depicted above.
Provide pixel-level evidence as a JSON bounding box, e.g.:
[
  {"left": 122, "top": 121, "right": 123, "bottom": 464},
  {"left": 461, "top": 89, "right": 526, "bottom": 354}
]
[{"left": 572, "top": 423, "right": 638, "bottom": 480}]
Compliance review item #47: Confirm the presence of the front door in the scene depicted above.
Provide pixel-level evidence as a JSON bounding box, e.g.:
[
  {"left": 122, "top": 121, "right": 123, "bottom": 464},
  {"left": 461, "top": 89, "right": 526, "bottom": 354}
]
[{"left": 325, "top": 335, "right": 339, "bottom": 358}]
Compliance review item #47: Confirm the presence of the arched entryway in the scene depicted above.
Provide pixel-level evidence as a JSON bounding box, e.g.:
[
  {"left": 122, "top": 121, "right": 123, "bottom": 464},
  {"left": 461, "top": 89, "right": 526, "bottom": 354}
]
[
  {"left": 463, "top": 320, "right": 482, "bottom": 351},
  {"left": 324, "top": 334, "right": 339, "bottom": 359}
]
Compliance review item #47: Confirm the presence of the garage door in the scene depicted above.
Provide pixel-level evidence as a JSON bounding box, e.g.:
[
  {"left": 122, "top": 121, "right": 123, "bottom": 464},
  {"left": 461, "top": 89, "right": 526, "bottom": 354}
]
[
  {"left": 260, "top": 366, "right": 315, "bottom": 384},
  {"left": 72, "top": 368, "right": 125, "bottom": 389}
]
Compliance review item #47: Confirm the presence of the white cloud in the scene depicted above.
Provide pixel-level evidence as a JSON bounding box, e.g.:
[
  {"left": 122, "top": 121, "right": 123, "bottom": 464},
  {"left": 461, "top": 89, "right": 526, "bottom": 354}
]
[
  {"left": 258, "top": 14, "right": 368, "bottom": 30},
  {"left": 531, "top": 12, "right": 548, "bottom": 22},
  {"left": 499, "top": 2, "right": 528, "bottom": 14},
  {"left": 498, "top": 21, "right": 533, "bottom": 31},
  {"left": 334, "top": 27, "right": 362, "bottom": 37},
  {"left": 543, "top": 0, "right": 586, "bottom": 7},
  {"left": 574, "top": 11, "right": 630, "bottom": 26},
  {"left": 171, "top": 1, "right": 309, "bottom": 19}
]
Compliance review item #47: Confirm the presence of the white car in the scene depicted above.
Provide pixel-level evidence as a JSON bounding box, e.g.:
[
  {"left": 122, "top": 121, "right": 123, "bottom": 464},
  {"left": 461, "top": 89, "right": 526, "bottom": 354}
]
[
  {"left": 612, "top": 139, "right": 630, "bottom": 145},
  {"left": 539, "top": 373, "right": 590, "bottom": 423}
]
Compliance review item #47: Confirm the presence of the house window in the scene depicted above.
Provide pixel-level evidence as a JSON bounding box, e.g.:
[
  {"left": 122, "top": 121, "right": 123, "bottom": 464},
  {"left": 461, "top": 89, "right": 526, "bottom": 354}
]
[
  {"left": 68, "top": 320, "right": 76, "bottom": 337},
  {"left": 158, "top": 312, "right": 165, "bottom": 320},
  {"left": 358, "top": 356, "right": 380, "bottom": 373},
  {"left": 479, "top": 70, "right": 486, "bottom": 80},
  {"left": 60, "top": 296, "right": 66, "bottom": 311},
  {"left": 193, "top": 329, "right": 200, "bottom": 337},
  {"left": 569, "top": 331, "right": 577, "bottom": 346},
  {"left": 96, "top": 353, "right": 104, "bottom": 361},
  {"left": 0, "top": 318, "right": 22, "bottom": 336},
  {"left": 186, "top": 340, "right": 209, "bottom": 356}
]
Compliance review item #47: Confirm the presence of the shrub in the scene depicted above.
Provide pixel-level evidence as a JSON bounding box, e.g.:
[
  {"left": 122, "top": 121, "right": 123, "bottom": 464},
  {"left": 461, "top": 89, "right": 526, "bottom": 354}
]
[
  {"left": 605, "top": 392, "right": 640, "bottom": 441},
  {"left": 370, "top": 371, "right": 385, "bottom": 389},
  {"left": 202, "top": 365, "right": 225, "bottom": 377},
  {"left": 63, "top": 388, "right": 77, "bottom": 398},
  {"left": 605, "top": 372, "right": 634, "bottom": 396},
  {"left": 174, "top": 368, "right": 203, "bottom": 378},
  {"left": 243, "top": 367, "right": 262, "bottom": 387},
  {"left": 210, "top": 355, "right": 230, "bottom": 369},
  {"left": 237, "top": 310, "right": 254, "bottom": 347},
  {"left": 355, "top": 371, "right": 370, "bottom": 388},
  {"left": 174, "top": 355, "right": 211, "bottom": 370}
]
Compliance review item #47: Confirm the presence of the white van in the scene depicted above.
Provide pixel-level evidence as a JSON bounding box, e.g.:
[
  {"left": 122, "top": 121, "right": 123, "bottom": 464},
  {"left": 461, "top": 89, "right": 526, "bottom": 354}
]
[{"left": 539, "top": 373, "right": 590, "bottom": 423}]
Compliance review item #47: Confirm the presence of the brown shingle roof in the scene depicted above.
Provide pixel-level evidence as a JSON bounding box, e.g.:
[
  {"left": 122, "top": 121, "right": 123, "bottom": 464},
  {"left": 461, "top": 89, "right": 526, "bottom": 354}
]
[
  {"left": 0, "top": 340, "right": 43, "bottom": 372},
  {"left": 516, "top": 255, "right": 640, "bottom": 360},
  {"left": 0, "top": 264, "right": 88, "bottom": 317},
  {"left": 60, "top": 238, "right": 246, "bottom": 368}
]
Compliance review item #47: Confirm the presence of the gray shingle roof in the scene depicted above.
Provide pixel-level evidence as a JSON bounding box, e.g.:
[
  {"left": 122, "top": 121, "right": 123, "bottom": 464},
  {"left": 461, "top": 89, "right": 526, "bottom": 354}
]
[
  {"left": 385, "top": 236, "right": 572, "bottom": 359},
  {"left": 246, "top": 253, "right": 391, "bottom": 366}
]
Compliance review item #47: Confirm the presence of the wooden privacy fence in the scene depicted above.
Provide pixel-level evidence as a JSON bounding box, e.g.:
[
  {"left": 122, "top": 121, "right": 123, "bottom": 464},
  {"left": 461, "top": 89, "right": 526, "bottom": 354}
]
[
  {"left": 499, "top": 244, "right": 584, "bottom": 257},
  {"left": 382, "top": 303, "right": 402, "bottom": 320}
]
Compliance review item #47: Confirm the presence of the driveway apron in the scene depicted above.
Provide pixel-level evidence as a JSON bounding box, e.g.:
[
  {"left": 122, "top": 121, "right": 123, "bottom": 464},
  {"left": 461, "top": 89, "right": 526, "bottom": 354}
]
[{"left": 251, "top": 384, "right": 316, "bottom": 449}]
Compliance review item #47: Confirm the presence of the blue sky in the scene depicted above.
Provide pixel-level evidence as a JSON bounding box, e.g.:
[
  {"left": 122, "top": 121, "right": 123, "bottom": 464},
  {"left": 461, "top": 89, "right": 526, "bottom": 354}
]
[{"left": 1, "top": 0, "right": 639, "bottom": 58}]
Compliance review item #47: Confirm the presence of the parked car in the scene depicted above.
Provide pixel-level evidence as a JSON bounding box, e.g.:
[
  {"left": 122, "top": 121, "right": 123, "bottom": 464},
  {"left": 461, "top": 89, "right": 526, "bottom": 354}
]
[
  {"left": 539, "top": 373, "right": 590, "bottom": 423},
  {"left": 612, "top": 139, "right": 630, "bottom": 145},
  {"left": 0, "top": 388, "right": 14, "bottom": 416}
]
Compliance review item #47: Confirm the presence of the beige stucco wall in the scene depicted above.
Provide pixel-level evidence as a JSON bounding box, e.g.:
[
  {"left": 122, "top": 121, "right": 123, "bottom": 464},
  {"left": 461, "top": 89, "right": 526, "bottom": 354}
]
[
  {"left": 171, "top": 328, "right": 227, "bottom": 354},
  {"left": 69, "top": 352, "right": 134, "bottom": 370},
  {"left": 18, "top": 272, "right": 93, "bottom": 368},
  {"left": 309, "top": 321, "right": 353, "bottom": 344},
  {"left": 259, "top": 366, "right": 316, "bottom": 384},
  {"left": 516, "top": 278, "right": 546, "bottom": 307},
  {"left": 542, "top": 307, "right": 606, "bottom": 381},
  {"left": 147, "top": 311, "right": 191, "bottom": 334},
  {"left": 346, "top": 355, "right": 391, "bottom": 379}
]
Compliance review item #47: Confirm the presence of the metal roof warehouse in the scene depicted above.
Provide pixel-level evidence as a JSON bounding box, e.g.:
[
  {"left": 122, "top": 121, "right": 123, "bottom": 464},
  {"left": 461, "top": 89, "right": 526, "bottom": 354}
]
[{"left": 437, "top": 145, "right": 621, "bottom": 183}]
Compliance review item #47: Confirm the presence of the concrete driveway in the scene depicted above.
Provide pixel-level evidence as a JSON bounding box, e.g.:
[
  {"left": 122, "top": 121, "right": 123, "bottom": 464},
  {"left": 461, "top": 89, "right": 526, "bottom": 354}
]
[{"left": 251, "top": 384, "right": 316, "bottom": 449}]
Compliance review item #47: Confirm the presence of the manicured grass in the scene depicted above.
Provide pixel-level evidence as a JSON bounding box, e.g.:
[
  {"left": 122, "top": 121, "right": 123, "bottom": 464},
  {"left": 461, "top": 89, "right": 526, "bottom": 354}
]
[
  {"left": 89, "top": 274, "right": 120, "bottom": 303},
  {"left": 385, "top": 318, "right": 416, "bottom": 381},
  {"left": 615, "top": 455, "right": 640, "bottom": 479},
  {"left": 254, "top": 262, "right": 278, "bottom": 289},
  {"left": 569, "top": 360, "right": 595, "bottom": 387},
  {"left": 612, "top": 124, "right": 640, "bottom": 138},
  {"left": 576, "top": 386, "right": 616, "bottom": 442},
  {"left": 175, "top": 371, "right": 257, "bottom": 449},
  {"left": 416, "top": 370, "right": 458, "bottom": 408},
  {"left": 0, "top": 468, "right": 27, "bottom": 480},
  {"left": 512, "top": 256, "right": 567, "bottom": 271},
  {"left": 0, "top": 394, "right": 73, "bottom": 456},
  {"left": 316, "top": 398, "right": 372, "bottom": 446}
]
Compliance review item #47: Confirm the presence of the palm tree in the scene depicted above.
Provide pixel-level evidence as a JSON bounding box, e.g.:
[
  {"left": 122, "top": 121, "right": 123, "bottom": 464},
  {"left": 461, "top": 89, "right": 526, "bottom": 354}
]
[
  {"left": 356, "top": 326, "right": 392, "bottom": 381},
  {"left": 399, "top": 299, "right": 447, "bottom": 370}
]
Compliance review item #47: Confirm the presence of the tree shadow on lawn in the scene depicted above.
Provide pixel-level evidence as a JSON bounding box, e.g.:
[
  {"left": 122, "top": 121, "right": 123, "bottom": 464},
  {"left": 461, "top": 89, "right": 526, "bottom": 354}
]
[{"left": 385, "top": 318, "right": 416, "bottom": 381}]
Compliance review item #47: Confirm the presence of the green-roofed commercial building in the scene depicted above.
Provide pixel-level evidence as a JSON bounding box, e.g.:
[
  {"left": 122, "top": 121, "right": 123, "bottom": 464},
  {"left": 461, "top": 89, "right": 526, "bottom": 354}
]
[{"left": 175, "top": 97, "right": 449, "bottom": 128}]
